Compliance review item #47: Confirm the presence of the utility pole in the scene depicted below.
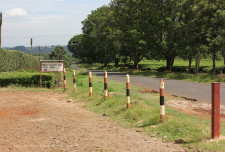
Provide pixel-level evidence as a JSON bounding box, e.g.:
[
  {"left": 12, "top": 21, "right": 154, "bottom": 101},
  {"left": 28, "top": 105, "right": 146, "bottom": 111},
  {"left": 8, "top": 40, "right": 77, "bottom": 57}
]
[
  {"left": 30, "top": 38, "right": 33, "bottom": 57},
  {"left": 0, "top": 12, "right": 2, "bottom": 48},
  {"left": 38, "top": 46, "right": 40, "bottom": 61}
]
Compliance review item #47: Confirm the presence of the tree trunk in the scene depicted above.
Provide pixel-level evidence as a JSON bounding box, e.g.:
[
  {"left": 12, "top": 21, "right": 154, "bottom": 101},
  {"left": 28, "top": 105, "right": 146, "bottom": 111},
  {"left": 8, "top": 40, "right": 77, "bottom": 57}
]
[
  {"left": 188, "top": 57, "right": 192, "bottom": 73},
  {"left": 134, "top": 61, "right": 139, "bottom": 69},
  {"left": 195, "top": 51, "right": 201, "bottom": 74},
  {"left": 114, "top": 58, "right": 119, "bottom": 67},
  {"left": 213, "top": 50, "right": 216, "bottom": 75},
  {"left": 166, "top": 56, "right": 174, "bottom": 72}
]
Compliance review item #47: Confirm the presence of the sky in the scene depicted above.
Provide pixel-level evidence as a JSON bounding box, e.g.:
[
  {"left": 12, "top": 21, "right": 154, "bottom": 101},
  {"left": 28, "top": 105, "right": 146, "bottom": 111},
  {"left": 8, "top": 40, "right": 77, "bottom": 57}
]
[{"left": 0, "top": 0, "right": 111, "bottom": 47}]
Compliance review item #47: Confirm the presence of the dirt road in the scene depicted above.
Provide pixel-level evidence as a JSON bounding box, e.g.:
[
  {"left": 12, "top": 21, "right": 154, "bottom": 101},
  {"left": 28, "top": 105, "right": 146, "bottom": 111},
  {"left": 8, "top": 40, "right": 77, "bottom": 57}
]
[{"left": 0, "top": 92, "right": 184, "bottom": 152}]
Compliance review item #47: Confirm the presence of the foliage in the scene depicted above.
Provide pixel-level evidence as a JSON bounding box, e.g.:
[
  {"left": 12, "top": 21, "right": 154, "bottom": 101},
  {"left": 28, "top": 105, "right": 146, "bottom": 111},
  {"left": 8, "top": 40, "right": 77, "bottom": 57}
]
[
  {"left": 0, "top": 49, "right": 39, "bottom": 72},
  {"left": 49, "top": 46, "right": 72, "bottom": 68},
  {"left": 0, "top": 72, "right": 54, "bottom": 88},
  {"left": 68, "top": 0, "right": 225, "bottom": 73}
]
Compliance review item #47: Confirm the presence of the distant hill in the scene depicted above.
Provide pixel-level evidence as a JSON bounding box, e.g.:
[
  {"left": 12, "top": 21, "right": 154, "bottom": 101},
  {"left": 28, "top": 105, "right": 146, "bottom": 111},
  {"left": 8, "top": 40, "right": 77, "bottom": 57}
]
[{"left": 2, "top": 45, "right": 72, "bottom": 55}]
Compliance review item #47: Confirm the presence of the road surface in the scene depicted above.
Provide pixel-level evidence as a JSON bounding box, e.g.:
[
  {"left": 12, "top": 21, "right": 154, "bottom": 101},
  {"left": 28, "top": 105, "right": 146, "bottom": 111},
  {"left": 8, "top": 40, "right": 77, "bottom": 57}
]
[{"left": 72, "top": 64, "right": 225, "bottom": 106}]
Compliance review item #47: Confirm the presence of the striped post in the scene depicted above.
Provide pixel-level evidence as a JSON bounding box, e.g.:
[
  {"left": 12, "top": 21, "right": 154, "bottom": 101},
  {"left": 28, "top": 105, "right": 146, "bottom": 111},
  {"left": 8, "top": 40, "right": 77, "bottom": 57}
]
[
  {"left": 126, "top": 74, "right": 130, "bottom": 109},
  {"left": 160, "top": 79, "right": 165, "bottom": 122},
  {"left": 89, "top": 71, "right": 92, "bottom": 97},
  {"left": 63, "top": 68, "right": 66, "bottom": 91},
  {"left": 73, "top": 70, "right": 76, "bottom": 92},
  {"left": 104, "top": 71, "right": 108, "bottom": 98},
  {"left": 212, "top": 82, "right": 220, "bottom": 139}
]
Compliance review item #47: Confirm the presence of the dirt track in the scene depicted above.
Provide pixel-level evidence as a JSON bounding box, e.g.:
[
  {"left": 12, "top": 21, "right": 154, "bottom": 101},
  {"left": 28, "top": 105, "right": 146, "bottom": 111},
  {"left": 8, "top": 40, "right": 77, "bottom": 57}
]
[{"left": 0, "top": 91, "right": 185, "bottom": 152}]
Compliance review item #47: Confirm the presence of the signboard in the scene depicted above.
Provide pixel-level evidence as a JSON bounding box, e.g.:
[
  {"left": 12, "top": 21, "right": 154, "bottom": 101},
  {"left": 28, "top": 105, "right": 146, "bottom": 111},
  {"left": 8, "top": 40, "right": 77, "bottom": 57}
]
[{"left": 41, "top": 62, "right": 63, "bottom": 72}]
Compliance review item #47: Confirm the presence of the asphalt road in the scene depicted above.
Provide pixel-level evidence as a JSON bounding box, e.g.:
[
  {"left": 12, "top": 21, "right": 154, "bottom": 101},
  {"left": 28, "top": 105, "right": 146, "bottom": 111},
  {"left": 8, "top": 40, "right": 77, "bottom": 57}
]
[{"left": 72, "top": 64, "right": 225, "bottom": 106}]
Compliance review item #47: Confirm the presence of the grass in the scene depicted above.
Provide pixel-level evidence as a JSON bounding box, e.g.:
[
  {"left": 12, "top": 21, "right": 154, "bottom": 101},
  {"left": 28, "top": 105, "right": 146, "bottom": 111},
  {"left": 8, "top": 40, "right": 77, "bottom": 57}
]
[
  {"left": 1, "top": 68, "right": 225, "bottom": 151},
  {"left": 65, "top": 68, "right": 225, "bottom": 151},
  {"left": 80, "top": 58, "right": 225, "bottom": 83}
]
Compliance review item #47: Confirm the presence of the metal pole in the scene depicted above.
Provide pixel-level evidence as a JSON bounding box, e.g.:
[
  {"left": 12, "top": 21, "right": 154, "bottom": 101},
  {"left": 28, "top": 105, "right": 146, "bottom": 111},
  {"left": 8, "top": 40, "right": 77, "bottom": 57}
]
[{"left": 212, "top": 82, "right": 220, "bottom": 139}]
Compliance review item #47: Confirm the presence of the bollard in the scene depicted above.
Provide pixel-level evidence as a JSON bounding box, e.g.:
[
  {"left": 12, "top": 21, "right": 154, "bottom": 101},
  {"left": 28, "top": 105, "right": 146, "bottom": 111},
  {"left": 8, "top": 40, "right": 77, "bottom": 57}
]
[
  {"left": 64, "top": 68, "right": 66, "bottom": 91},
  {"left": 212, "top": 82, "right": 220, "bottom": 139},
  {"left": 126, "top": 74, "right": 130, "bottom": 109},
  {"left": 160, "top": 79, "right": 165, "bottom": 122},
  {"left": 73, "top": 70, "right": 76, "bottom": 92},
  {"left": 89, "top": 71, "right": 92, "bottom": 97},
  {"left": 104, "top": 71, "right": 108, "bottom": 98}
]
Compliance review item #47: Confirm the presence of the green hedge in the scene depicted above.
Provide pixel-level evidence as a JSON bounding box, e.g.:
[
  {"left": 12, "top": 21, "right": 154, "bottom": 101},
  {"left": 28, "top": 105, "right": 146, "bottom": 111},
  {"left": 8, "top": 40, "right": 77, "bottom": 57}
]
[
  {"left": 0, "top": 72, "right": 55, "bottom": 88},
  {"left": 0, "top": 49, "right": 40, "bottom": 72}
]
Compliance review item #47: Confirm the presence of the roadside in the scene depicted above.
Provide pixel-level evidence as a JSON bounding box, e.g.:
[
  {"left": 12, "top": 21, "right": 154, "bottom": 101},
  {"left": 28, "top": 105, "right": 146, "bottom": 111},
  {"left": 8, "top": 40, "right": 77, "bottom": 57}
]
[{"left": 0, "top": 91, "right": 185, "bottom": 152}]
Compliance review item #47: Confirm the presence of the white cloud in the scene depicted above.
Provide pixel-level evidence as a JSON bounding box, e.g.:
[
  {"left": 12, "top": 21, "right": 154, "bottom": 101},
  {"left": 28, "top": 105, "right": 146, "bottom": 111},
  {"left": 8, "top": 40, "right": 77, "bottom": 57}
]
[
  {"left": 5, "top": 8, "right": 28, "bottom": 17},
  {"left": 56, "top": 0, "right": 64, "bottom": 2}
]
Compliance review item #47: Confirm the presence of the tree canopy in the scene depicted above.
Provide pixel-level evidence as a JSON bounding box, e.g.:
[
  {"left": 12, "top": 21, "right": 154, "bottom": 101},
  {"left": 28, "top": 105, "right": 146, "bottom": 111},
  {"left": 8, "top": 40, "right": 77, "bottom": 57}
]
[{"left": 68, "top": 0, "right": 225, "bottom": 73}]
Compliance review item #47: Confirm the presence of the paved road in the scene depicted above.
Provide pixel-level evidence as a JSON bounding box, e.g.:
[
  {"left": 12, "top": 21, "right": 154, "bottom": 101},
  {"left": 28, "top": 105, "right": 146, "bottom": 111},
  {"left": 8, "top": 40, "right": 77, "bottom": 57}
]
[{"left": 72, "top": 64, "right": 225, "bottom": 106}]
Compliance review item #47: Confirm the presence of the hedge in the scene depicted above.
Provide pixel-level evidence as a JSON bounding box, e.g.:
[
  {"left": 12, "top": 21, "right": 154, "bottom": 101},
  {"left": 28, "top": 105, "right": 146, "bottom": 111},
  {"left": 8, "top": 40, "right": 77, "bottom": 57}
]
[
  {"left": 0, "top": 49, "right": 40, "bottom": 72},
  {"left": 156, "top": 66, "right": 225, "bottom": 74},
  {"left": 0, "top": 72, "right": 55, "bottom": 88}
]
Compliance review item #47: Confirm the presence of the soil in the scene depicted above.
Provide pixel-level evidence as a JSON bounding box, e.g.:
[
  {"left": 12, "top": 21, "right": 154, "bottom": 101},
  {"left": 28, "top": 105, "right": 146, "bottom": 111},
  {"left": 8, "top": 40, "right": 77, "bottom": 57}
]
[{"left": 0, "top": 91, "right": 185, "bottom": 152}]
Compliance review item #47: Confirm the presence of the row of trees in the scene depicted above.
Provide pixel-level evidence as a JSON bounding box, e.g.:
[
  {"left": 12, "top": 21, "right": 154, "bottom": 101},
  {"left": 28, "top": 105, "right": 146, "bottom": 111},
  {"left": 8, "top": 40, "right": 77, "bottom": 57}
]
[{"left": 68, "top": 0, "right": 225, "bottom": 74}]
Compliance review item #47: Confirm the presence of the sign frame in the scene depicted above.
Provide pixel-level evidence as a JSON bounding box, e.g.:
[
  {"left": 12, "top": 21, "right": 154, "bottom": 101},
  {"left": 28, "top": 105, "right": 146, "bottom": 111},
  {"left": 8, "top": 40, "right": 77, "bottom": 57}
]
[{"left": 40, "top": 60, "right": 65, "bottom": 88}]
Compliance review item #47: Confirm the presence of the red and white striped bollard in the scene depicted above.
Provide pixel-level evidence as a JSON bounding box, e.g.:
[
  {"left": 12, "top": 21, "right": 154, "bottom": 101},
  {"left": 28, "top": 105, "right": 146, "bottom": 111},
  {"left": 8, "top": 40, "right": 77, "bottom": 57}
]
[
  {"left": 89, "top": 71, "right": 92, "bottom": 97},
  {"left": 126, "top": 74, "right": 130, "bottom": 109},
  {"left": 160, "top": 79, "right": 165, "bottom": 122}
]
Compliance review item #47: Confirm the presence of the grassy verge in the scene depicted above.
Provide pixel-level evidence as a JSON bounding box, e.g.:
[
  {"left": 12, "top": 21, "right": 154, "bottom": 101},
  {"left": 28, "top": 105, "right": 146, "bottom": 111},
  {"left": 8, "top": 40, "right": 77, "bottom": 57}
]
[
  {"left": 65, "top": 68, "right": 225, "bottom": 152},
  {"left": 1, "top": 69, "right": 225, "bottom": 151},
  {"left": 80, "top": 64, "right": 225, "bottom": 83}
]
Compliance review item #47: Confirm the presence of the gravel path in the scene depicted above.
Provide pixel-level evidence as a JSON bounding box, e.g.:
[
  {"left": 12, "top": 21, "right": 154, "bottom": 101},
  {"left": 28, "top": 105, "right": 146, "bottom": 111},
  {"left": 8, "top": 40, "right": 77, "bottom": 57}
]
[{"left": 0, "top": 92, "right": 185, "bottom": 152}]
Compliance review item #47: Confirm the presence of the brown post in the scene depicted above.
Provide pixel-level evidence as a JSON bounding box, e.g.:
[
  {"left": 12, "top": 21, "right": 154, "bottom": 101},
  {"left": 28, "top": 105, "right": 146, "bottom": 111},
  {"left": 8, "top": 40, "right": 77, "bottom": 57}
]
[{"left": 212, "top": 82, "right": 220, "bottom": 139}]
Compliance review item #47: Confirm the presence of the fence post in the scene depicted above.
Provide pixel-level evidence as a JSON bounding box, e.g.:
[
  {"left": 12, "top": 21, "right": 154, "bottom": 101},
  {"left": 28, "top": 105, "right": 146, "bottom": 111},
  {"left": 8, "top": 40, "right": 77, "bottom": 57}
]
[
  {"left": 73, "top": 70, "right": 76, "bottom": 92},
  {"left": 212, "top": 82, "right": 220, "bottom": 139},
  {"left": 104, "top": 71, "right": 108, "bottom": 98},
  {"left": 89, "top": 71, "right": 92, "bottom": 97},
  {"left": 126, "top": 74, "right": 130, "bottom": 109},
  {"left": 160, "top": 79, "right": 165, "bottom": 122}
]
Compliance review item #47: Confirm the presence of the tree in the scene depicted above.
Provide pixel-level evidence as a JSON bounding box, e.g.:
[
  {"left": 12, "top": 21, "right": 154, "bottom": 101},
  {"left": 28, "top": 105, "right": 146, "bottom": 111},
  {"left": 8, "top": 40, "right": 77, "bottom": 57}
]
[
  {"left": 49, "top": 46, "right": 66, "bottom": 60},
  {"left": 49, "top": 46, "right": 72, "bottom": 67}
]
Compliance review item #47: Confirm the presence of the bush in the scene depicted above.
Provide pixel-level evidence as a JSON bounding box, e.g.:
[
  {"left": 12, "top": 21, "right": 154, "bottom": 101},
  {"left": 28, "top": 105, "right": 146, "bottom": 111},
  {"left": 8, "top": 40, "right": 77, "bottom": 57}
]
[
  {"left": 0, "top": 49, "right": 40, "bottom": 72},
  {"left": 0, "top": 72, "right": 55, "bottom": 88}
]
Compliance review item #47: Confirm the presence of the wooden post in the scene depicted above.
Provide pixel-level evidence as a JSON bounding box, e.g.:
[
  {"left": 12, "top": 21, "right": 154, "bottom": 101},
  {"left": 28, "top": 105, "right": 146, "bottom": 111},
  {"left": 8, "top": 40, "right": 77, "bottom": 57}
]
[
  {"left": 89, "top": 71, "right": 92, "bottom": 97},
  {"left": 126, "top": 74, "right": 130, "bottom": 109},
  {"left": 73, "top": 70, "right": 76, "bottom": 92},
  {"left": 40, "top": 62, "right": 42, "bottom": 88},
  {"left": 64, "top": 68, "right": 66, "bottom": 91},
  {"left": 212, "top": 82, "right": 220, "bottom": 139},
  {"left": 160, "top": 79, "right": 165, "bottom": 122},
  {"left": 104, "top": 71, "right": 108, "bottom": 98}
]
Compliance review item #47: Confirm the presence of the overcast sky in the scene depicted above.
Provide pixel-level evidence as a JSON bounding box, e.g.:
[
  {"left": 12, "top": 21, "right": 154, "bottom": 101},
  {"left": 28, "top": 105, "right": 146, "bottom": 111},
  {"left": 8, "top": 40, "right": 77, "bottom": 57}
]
[{"left": 0, "top": 0, "right": 111, "bottom": 47}]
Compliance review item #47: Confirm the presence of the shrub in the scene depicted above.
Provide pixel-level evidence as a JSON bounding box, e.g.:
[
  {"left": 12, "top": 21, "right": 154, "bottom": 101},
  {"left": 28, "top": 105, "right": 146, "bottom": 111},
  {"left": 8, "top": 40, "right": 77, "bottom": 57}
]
[
  {"left": 0, "top": 72, "right": 55, "bottom": 88},
  {"left": 0, "top": 49, "right": 40, "bottom": 72}
]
